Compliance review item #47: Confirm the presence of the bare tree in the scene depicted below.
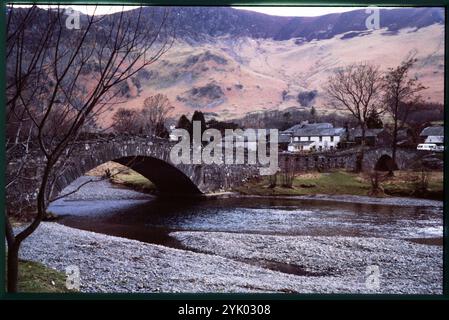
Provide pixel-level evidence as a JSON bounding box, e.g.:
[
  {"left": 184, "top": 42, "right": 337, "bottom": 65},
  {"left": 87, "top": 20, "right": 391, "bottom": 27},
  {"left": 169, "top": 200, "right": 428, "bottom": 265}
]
[
  {"left": 112, "top": 108, "right": 140, "bottom": 134},
  {"left": 383, "top": 57, "right": 426, "bottom": 162},
  {"left": 141, "top": 94, "right": 174, "bottom": 137},
  {"left": 5, "top": 5, "right": 174, "bottom": 292},
  {"left": 325, "top": 62, "right": 383, "bottom": 171}
]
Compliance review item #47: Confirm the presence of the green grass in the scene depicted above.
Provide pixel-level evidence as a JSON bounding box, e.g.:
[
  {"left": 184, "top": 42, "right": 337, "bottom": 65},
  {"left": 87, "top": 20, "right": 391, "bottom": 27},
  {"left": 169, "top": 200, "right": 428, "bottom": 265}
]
[
  {"left": 293, "top": 171, "right": 370, "bottom": 195},
  {"left": 111, "top": 170, "right": 157, "bottom": 194},
  {"left": 234, "top": 170, "right": 443, "bottom": 200},
  {"left": 382, "top": 171, "right": 443, "bottom": 200},
  {"left": 235, "top": 171, "right": 371, "bottom": 196},
  {"left": 17, "top": 259, "right": 73, "bottom": 293}
]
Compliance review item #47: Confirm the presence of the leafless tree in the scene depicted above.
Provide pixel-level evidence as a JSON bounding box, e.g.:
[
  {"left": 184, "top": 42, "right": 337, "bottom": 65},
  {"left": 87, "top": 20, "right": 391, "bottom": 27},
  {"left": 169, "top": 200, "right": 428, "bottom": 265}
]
[
  {"left": 368, "top": 171, "right": 385, "bottom": 197},
  {"left": 112, "top": 108, "right": 140, "bottom": 134},
  {"left": 141, "top": 94, "right": 174, "bottom": 137},
  {"left": 325, "top": 62, "right": 383, "bottom": 171},
  {"left": 5, "top": 5, "right": 174, "bottom": 292},
  {"left": 383, "top": 57, "right": 426, "bottom": 162}
]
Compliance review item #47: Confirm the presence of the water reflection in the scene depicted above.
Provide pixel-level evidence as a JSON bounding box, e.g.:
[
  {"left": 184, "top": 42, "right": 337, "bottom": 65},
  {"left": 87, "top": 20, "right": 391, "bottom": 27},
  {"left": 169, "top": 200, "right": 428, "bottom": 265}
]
[{"left": 51, "top": 197, "right": 443, "bottom": 247}]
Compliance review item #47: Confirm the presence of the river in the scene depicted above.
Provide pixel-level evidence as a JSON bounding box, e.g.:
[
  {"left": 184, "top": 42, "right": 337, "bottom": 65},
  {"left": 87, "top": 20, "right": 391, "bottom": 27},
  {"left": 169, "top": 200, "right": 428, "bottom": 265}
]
[{"left": 33, "top": 176, "right": 443, "bottom": 293}]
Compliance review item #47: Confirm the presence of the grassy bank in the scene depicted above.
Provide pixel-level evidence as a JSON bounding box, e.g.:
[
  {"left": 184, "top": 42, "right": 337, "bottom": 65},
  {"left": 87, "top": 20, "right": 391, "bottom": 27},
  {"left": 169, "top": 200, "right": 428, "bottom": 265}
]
[
  {"left": 87, "top": 161, "right": 157, "bottom": 194},
  {"left": 234, "top": 170, "right": 443, "bottom": 200},
  {"left": 110, "top": 170, "right": 157, "bottom": 194},
  {"left": 12, "top": 259, "right": 73, "bottom": 293},
  {"left": 381, "top": 171, "right": 443, "bottom": 200}
]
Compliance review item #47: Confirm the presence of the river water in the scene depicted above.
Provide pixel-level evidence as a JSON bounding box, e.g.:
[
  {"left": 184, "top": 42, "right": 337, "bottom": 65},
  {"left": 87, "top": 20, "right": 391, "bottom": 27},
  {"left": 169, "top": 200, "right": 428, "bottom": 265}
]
[{"left": 50, "top": 184, "right": 443, "bottom": 249}]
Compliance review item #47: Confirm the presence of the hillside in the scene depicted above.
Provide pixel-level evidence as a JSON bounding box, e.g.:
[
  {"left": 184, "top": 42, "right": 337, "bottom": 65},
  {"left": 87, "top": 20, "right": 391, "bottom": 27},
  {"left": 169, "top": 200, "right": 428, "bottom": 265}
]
[
  {"left": 106, "top": 7, "right": 444, "bottom": 125},
  {"left": 8, "top": 6, "right": 445, "bottom": 126}
]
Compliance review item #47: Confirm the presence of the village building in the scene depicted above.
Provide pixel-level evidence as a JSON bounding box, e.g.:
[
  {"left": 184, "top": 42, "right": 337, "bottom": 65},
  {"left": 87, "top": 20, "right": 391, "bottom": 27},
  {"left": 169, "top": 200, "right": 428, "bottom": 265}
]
[
  {"left": 281, "top": 122, "right": 345, "bottom": 153},
  {"left": 346, "top": 128, "right": 390, "bottom": 147},
  {"left": 417, "top": 126, "right": 444, "bottom": 152},
  {"left": 419, "top": 126, "right": 444, "bottom": 145}
]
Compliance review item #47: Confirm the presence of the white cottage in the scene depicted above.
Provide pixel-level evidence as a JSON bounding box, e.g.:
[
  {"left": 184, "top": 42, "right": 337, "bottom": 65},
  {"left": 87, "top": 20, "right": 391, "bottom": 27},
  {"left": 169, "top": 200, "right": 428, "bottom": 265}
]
[
  {"left": 420, "top": 126, "right": 444, "bottom": 144},
  {"left": 283, "top": 123, "right": 345, "bottom": 153}
]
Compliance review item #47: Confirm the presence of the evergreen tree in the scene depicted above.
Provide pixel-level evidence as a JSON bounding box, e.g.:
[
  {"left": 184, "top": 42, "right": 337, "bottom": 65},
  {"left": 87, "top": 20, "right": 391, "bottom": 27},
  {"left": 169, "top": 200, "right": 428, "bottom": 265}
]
[
  {"left": 176, "top": 114, "right": 191, "bottom": 131},
  {"left": 366, "top": 110, "right": 383, "bottom": 129},
  {"left": 192, "top": 110, "right": 206, "bottom": 134}
]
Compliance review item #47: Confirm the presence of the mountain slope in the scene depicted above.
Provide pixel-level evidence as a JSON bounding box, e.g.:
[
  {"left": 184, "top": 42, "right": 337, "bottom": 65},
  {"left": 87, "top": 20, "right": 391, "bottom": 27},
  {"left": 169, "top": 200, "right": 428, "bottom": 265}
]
[
  {"left": 8, "top": 6, "right": 444, "bottom": 126},
  {"left": 109, "top": 20, "right": 444, "bottom": 125},
  {"left": 137, "top": 6, "right": 444, "bottom": 42}
]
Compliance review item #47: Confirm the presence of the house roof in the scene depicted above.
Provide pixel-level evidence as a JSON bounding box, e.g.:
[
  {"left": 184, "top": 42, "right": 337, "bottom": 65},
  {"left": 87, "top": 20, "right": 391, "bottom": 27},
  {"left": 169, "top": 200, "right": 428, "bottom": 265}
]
[
  {"left": 420, "top": 126, "right": 444, "bottom": 137},
  {"left": 278, "top": 134, "right": 292, "bottom": 143},
  {"left": 292, "top": 127, "right": 345, "bottom": 137},
  {"left": 282, "top": 124, "right": 304, "bottom": 134},
  {"left": 282, "top": 122, "right": 344, "bottom": 137},
  {"left": 282, "top": 122, "right": 333, "bottom": 133}
]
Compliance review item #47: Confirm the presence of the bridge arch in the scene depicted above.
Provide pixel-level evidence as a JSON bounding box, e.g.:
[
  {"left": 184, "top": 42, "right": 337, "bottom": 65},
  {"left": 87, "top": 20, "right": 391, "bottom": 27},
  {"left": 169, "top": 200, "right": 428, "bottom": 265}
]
[
  {"left": 5, "top": 135, "right": 257, "bottom": 210},
  {"left": 361, "top": 147, "right": 422, "bottom": 172},
  {"left": 40, "top": 136, "right": 260, "bottom": 202},
  {"left": 49, "top": 139, "right": 207, "bottom": 198},
  {"left": 374, "top": 154, "right": 398, "bottom": 172},
  {"left": 113, "top": 156, "right": 201, "bottom": 195}
]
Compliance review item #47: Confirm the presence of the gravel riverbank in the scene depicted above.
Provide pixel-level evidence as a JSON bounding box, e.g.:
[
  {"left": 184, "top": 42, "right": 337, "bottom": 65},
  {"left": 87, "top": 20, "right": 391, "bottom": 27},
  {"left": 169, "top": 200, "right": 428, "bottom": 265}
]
[
  {"left": 17, "top": 222, "right": 442, "bottom": 294},
  {"left": 172, "top": 231, "right": 443, "bottom": 294}
]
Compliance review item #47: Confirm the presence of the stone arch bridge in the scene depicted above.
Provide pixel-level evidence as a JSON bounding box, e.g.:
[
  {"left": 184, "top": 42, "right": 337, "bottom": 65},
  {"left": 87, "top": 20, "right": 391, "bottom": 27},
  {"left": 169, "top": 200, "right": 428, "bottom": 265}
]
[
  {"left": 7, "top": 135, "right": 260, "bottom": 204},
  {"left": 6, "top": 135, "right": 423, "bottom": 211}
]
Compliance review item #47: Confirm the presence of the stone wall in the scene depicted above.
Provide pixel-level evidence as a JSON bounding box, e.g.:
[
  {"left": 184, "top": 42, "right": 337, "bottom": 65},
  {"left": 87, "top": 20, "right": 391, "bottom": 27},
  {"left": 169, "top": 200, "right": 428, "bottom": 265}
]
[{"left": 279, "top": 147, "right": 425, "bottom": 172}]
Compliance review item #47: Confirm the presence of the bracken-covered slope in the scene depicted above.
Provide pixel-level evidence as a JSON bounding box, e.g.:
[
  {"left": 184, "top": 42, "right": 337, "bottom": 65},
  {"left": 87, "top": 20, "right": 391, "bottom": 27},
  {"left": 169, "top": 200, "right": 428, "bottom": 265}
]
[
  {"left": 8, "top": 6, "right": 445, "bottom": 125},
  {"left": 109, "top": 7, "right": 444, "bottom": 125}
]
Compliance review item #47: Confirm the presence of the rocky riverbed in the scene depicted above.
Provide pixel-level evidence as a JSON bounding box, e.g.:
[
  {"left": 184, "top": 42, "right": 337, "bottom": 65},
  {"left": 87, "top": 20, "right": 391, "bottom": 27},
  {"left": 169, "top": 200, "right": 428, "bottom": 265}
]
[
  {"left": 17, "top": 222, "right": 442, "bottom": 294},
  {"left": 172, "top": 231, "right": 443, "bottom": 294}
]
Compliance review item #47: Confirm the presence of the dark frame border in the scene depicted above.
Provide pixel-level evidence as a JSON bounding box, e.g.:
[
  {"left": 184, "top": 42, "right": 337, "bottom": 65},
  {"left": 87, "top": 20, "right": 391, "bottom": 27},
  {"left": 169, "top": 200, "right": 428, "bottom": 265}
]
[{"left": 0, "top": 0, "right": 447, "bottom": 301}]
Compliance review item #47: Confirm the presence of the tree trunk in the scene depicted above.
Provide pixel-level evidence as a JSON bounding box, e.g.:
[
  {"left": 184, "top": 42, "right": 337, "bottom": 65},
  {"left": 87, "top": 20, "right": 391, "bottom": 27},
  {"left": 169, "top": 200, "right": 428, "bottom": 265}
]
[
  {"left": 390, "top": 99, "right": 400, "bottom": 177},
  {"left": 7, "top": 242, "right": 20, "bottom": 293},
  {"left": 392, "top": 115, "right": 398, "bottom": 164},
  {"left": 356, "top": 124, "right": 366, "bottom": 172}
]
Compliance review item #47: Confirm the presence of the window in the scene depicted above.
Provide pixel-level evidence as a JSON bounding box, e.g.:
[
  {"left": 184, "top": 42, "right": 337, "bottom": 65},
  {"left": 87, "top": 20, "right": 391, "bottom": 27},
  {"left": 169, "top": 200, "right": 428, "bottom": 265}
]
[
  {"left": 319, "top": 136, "right": 322, "bottom": 142},
  {"left": 331, "top": 136, "right": 334, "bottom": 142}
]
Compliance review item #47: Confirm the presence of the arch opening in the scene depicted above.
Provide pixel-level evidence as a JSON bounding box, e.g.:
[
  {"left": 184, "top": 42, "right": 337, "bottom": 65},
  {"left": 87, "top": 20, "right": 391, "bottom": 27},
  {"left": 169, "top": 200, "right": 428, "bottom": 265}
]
[
  {"left": 52, "top": 155, "right": 203, "bottom": 201},
  {"left": 374, "top": 154, "right": 398, "bottom": 172},
  {"left": 113, "top": 156, "right": 202, "bottom": 195}
]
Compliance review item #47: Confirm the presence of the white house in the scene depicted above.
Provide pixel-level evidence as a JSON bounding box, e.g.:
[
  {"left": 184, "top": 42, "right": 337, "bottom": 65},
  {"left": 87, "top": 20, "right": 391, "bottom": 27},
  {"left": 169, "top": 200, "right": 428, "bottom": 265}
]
[
  {"left": 283, "top": 123, "right": 345, "bottom": 153},
  {"left": 420, "top": 126, "right": 444, "bottom": 144}
]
